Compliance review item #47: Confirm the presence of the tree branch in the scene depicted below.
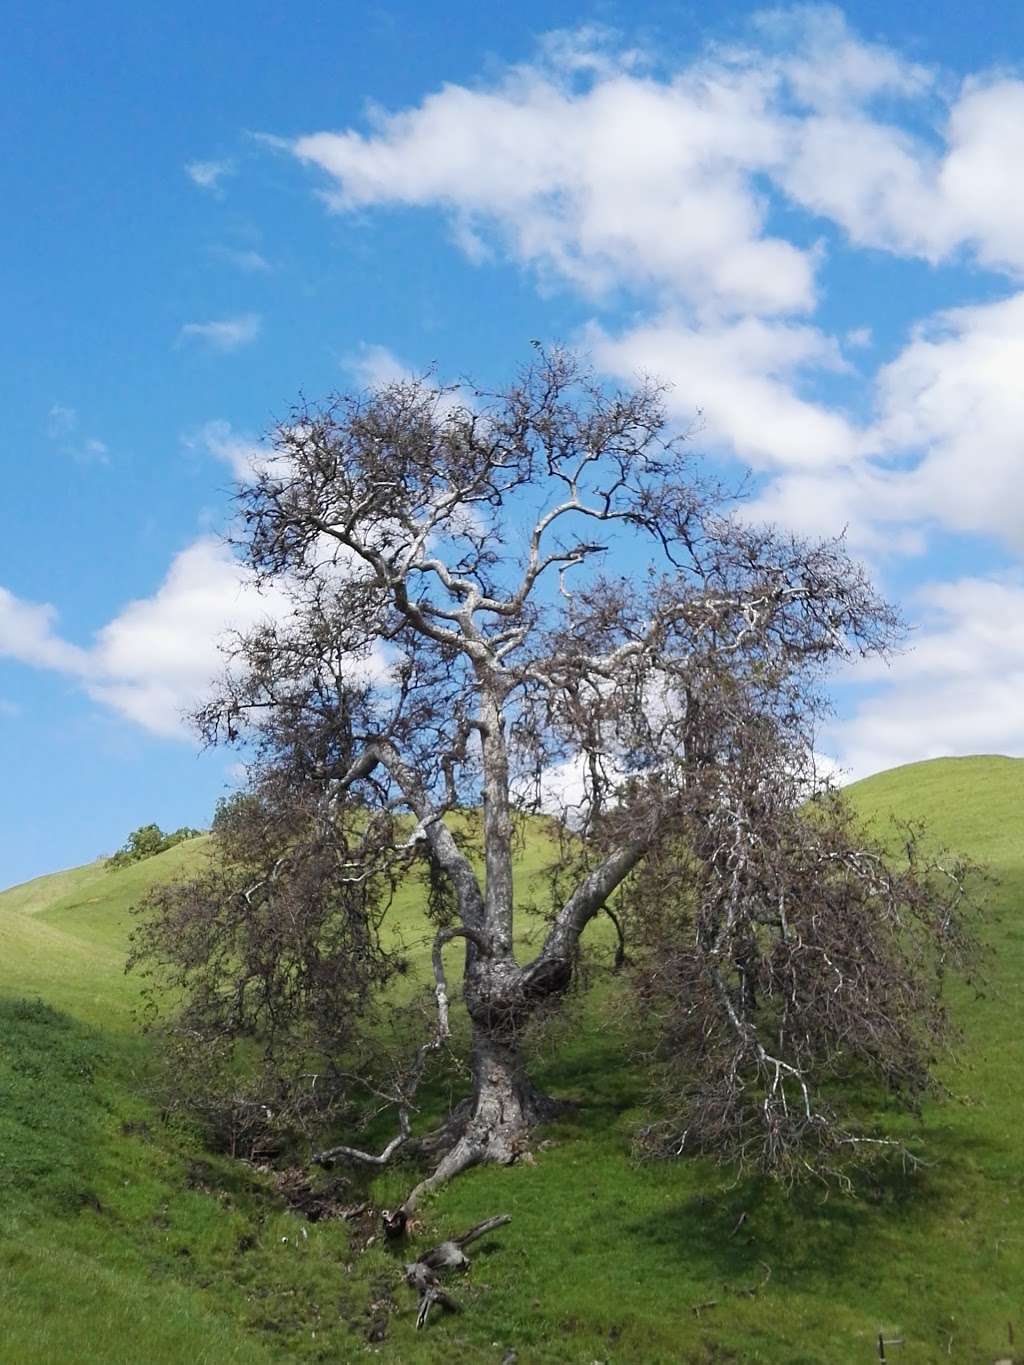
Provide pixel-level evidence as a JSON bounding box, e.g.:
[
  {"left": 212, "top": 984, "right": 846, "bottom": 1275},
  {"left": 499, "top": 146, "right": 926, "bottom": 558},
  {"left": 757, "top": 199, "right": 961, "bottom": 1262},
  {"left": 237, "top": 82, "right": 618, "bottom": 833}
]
[
  {"left": 312, "top": 925, "right": 490, "bottom": 1169},
  {"left": 332, "top": 739, "right": 486, "bottom": 928},
  {"left": 537, "top": 838, "right": 651, "bottom": 965}
]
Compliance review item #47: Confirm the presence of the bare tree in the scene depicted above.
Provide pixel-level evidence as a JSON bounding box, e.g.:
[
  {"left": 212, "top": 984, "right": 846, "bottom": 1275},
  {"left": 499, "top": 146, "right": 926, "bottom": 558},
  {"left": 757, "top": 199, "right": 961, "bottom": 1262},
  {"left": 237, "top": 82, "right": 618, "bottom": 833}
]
[{"left": 131, "top": 349, "right": 977, "bottom": 1210}]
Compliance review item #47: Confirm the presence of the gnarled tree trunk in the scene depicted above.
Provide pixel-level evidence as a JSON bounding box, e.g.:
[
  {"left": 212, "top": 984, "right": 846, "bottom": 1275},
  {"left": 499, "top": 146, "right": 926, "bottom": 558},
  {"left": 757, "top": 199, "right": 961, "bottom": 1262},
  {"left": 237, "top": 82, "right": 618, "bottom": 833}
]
[{"left": 401, "top": 954, "right": 567, "bottom": 1211}]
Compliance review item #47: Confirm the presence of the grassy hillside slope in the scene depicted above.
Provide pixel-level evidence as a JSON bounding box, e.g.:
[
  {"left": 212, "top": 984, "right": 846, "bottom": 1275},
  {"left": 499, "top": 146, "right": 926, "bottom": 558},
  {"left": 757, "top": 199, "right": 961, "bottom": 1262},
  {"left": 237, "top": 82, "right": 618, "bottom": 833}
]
[
  {"left": 1, "top": 758, "right": 1022, "bottom": 1362},
  {"left": 0, "top": 839, "right": 213, "bottom": 1028}
]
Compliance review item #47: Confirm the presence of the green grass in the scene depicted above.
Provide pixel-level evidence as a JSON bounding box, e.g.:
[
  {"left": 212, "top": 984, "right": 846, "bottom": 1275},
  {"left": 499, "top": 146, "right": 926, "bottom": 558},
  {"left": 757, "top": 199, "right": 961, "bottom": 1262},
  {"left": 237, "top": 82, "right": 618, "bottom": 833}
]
[{"left": 1, "top": 757, "right": 1023, "bottom": 1361}]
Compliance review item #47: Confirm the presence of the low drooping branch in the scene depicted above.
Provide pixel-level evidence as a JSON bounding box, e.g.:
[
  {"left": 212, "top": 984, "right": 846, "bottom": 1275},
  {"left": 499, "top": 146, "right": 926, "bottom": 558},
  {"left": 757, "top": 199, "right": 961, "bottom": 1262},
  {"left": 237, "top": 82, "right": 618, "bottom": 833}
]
[
  {"left": 311, "top": 1114, "right": 415, "bottom": 1171},
  {"left": 631, "top": 744, "right": 981, "bottom": 1181},
  {"left": 605, "top": 903, "right": 628, "bottom": 969}
]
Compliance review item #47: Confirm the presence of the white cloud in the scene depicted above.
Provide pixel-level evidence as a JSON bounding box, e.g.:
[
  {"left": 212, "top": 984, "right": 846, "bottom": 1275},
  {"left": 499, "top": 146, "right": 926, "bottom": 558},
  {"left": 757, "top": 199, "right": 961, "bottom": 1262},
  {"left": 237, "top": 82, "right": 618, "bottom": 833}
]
[
  {"left": 0, "top": 590, "right": 89, "bottom": 673},
  {"left": 291, "top": 41, "right": 815, "bottom": 318},
  {"left": 186, "top": 419, "right": 269, "bottom": 480},
  {"left": 45, "top": 405, "right": 110, "bottom": 465},
  {"left": 279, "top": 10, "right": 1024, "bottom": 558},
  {"left": 529, "top": 754, "right": 589, "bottom": 815},
  {"left": 347, "top": 342, "right": 416, "bottom": 389},
  {"left": 85, "top": 539, "right": 286, "bottom": 736},
  {"left": 589, "top": 313, "right": 860, "bottom": 470},
  {"left": 343, "top": 345, "right": 476, "bottom": 431},
  {"left": 0, "top": 537, "right": 393, "bottom": 739},
  {"left": 743, "top": 465, "right": 926, "bottom": 557},
  {"left": 186, "top": 159, "right": 234, "bottom": 191},
  {"left": 46, "top": 403, "right": 77, "bottom": 440},
  {"left": 845, "top": 326, "right": 872, "bottom": 350},
  {"left": 277, "top": 8, "right": 1024, "bottom": 562},
  {"left": 938, "top": 79, "right": 1024, "bottom": 274},
  {"left": 749, "top": 4, "right": 932, "bottom": 111},
  {"left": 871, "top": 291, "right": 1024, "bottom": 547},
  {"left": 777, "top": 114, "right": 937, "bottom": 260},
  {"left": 0, "top": 541, "right": 283, "bottom": 738},
  {"left": 177, "top": 314, "right": 262, "bottom": 352},
  {"left": 824, "top": 575, "right": 1024, "bottom": 779},
  {"left": 772, "top": 62, "right": 1024, "bottom": 275},
  {"left": 286, "top": 9, "right": 1024, "bottom": 308},
  {"left": 79, "top": 438, "right": 110, "bottom": 466},
  {"left": 734, "top": 289, "right": 1024, "bottom": 555}
]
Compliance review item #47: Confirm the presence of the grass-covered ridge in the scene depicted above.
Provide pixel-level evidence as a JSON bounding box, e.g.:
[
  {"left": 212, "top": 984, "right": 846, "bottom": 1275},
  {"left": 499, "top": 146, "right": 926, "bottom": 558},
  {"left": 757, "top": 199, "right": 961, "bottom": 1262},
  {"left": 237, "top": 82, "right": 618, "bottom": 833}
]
[{"left": 1, "top": 756, "right": 1023, "bottom": 1361}]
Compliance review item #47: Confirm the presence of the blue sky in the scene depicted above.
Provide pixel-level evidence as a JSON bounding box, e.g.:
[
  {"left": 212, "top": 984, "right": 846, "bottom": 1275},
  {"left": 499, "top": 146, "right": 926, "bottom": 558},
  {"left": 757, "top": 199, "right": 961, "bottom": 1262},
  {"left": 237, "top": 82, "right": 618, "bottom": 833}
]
[{"left": 3, "top": 0, "right": 1024, "bottom": 886}]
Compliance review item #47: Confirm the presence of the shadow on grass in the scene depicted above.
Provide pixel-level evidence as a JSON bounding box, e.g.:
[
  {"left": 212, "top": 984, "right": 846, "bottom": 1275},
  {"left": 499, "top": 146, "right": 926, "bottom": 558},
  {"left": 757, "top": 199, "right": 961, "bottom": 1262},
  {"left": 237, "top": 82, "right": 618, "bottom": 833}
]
[
  {"left": 537, "top": 1034, "right": 645, "bottom": 1108},
  {"left": 627, "top": 1127, "right": 1006, "bottom": 1291}
]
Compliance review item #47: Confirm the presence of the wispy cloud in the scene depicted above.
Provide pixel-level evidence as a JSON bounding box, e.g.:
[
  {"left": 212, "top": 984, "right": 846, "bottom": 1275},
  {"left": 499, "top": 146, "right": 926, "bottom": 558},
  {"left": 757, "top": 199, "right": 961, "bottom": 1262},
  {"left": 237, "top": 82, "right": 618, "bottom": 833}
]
[
  {"left": 177, "top": 313, "right": 262, "bottom": 352},
  {"left": 79, "top": 438, "right": 110, "bottom": 465},
  {"left": 46, "top": 403, "right": 77, "bottom": 441},
  {"left": 212, "top": 246, "right": 271, "bottom": 272},
  {"left": 45, "top": 404, "right": 110, "bottom": 466},
  {"left": 185, "top": 158, "right": 234, "bottom": 191},
  {"left": 346, "top": 342, "right": 416, "bottom": 389},
  {"left": 183, "top": 418, "right": 267, "bottom": 479}
]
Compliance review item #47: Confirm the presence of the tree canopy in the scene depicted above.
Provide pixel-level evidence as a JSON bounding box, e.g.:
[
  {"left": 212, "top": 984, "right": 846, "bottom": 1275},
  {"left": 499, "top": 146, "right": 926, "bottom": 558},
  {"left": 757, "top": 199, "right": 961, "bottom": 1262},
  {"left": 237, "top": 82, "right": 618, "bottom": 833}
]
[
  {"left": 107, "top": 822, "right": 201, "bottom": 869},
  {"left": 131, "top": 348, "right": 978, "bottom": 1208}
]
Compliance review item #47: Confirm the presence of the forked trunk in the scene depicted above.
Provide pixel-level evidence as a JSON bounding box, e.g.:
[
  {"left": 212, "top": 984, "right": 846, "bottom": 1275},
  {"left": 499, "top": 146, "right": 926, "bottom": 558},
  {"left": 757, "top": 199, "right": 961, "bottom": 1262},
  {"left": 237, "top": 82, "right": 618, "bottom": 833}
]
[{"left": 400, "top": 682, "right": 573, "bottom": 1212}]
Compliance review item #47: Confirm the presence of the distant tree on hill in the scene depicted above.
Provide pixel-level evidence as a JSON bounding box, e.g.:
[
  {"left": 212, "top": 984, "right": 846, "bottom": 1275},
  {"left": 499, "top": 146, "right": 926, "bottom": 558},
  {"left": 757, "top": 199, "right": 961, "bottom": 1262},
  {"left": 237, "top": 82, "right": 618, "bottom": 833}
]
[
  {"left": 107, "top": 823, "right": 201, "bottom": 869},
  {"left": 131, "top": 348, "right": 979, "bottom": 1213}
]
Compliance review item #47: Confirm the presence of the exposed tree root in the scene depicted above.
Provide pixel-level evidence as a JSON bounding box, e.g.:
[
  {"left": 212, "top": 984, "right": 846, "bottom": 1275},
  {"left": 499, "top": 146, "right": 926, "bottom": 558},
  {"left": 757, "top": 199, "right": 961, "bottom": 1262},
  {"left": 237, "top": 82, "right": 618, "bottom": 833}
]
[
  {"left": 399, "top": 1043, "right": 564, "bottom": 1214},
  {"left": 313, "top": 1027, "right": 570, "bottom": 1226}
]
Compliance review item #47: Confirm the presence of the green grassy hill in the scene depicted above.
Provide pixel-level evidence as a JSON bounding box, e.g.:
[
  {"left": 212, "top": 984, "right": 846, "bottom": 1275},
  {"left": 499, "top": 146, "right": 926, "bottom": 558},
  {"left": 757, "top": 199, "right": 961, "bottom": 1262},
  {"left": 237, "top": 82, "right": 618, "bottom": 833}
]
[{"left": 1, "top": 757, "right": 1022, "bottom": 1362}]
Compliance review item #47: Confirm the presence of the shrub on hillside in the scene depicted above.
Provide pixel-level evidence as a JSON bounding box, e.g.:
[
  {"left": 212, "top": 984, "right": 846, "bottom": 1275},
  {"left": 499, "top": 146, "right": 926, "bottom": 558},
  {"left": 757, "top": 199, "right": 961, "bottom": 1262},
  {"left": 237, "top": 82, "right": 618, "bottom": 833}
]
[{"left": 106, "top": 823, "right": 202, "bottom": 869}]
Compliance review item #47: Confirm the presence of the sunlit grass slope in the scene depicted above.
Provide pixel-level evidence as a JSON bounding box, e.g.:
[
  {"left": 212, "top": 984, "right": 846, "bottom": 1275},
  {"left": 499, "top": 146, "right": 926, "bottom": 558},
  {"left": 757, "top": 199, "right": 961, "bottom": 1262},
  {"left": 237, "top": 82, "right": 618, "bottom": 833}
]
[
  {"left": 1, "top": 757, "right": 1023, "bottom": 1362},
  {"left": 0, "top": 839, "right": 213, "bottom": 1028}
]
